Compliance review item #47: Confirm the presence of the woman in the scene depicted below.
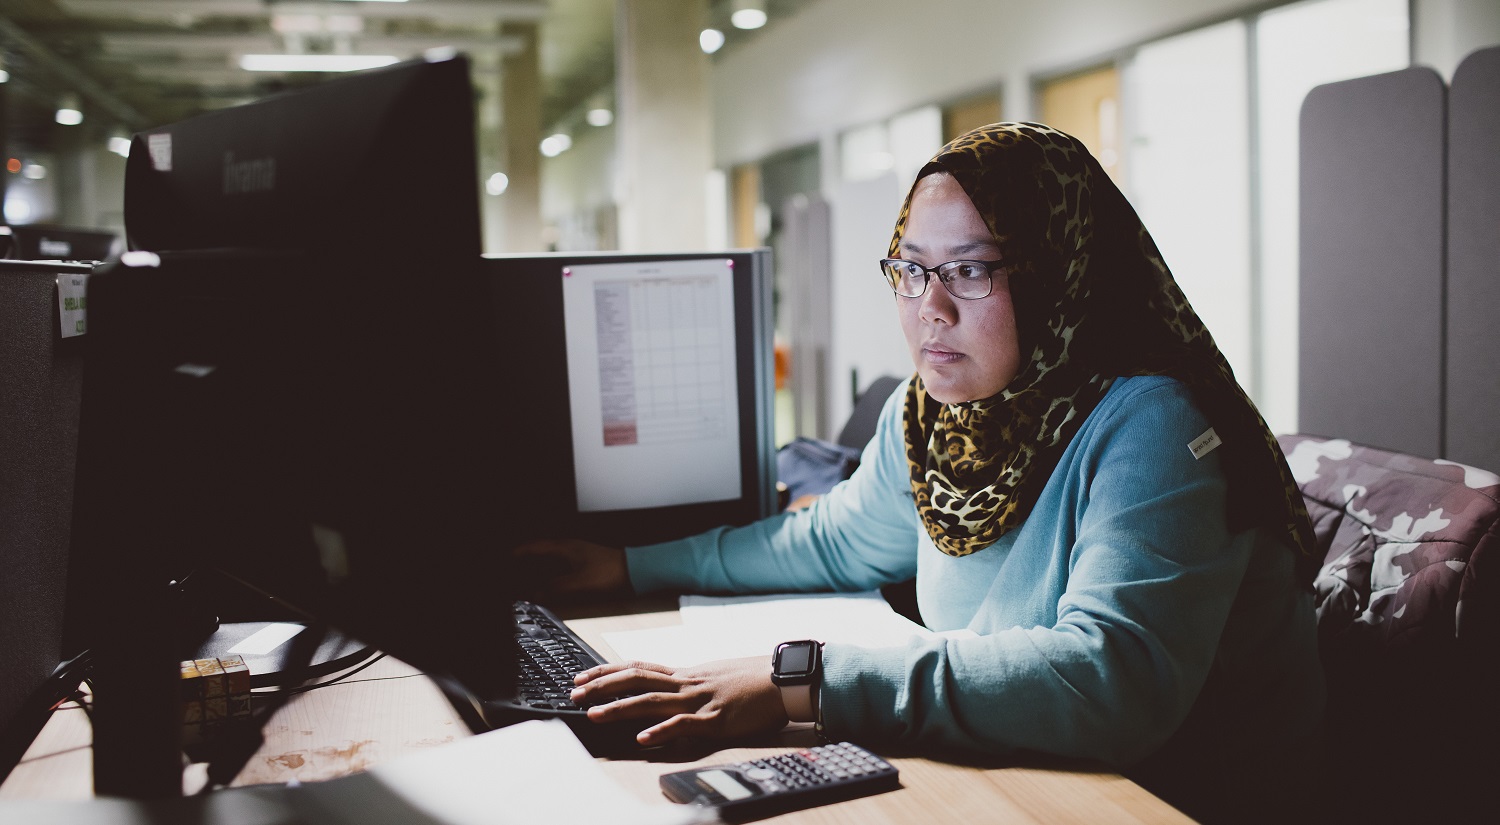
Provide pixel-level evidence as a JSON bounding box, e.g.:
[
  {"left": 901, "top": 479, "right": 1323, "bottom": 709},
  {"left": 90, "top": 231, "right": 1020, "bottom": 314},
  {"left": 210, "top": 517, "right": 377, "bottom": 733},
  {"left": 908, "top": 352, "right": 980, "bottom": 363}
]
[{"left": 520, "top": 123, "right": 1323, "bottom": 822}]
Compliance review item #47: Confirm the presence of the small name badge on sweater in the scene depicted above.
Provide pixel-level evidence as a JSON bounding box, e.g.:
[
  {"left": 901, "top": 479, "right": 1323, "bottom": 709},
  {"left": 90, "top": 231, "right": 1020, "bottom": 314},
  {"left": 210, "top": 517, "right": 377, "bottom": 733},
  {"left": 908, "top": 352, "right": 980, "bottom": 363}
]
[{"left": 1188, "top": 427, "right": 1222, "bottom": 460}]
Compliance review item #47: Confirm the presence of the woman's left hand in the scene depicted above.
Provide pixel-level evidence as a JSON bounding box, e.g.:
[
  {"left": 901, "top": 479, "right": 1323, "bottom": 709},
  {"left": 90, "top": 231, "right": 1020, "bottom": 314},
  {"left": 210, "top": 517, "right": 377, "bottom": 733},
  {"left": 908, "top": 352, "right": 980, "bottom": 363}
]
[{"left": 570, "top": 657, "right": 789, "bottom": 746}]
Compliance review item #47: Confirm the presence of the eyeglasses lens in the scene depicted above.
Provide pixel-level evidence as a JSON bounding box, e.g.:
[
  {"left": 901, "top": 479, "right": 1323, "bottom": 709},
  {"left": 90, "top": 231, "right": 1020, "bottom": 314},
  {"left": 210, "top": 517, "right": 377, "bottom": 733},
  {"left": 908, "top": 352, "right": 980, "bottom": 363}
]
[
  {"left": 881, "top": 259, "right": 992, "bottom": 299},
  {"left": 939, "top": 262, "right": 992, "bottom": 299}
]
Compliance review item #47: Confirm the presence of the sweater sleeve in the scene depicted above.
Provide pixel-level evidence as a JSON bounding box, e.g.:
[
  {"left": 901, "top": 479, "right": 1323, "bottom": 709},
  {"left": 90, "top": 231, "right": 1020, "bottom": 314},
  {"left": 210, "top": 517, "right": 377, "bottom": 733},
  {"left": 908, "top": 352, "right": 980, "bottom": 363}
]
[
  {"left": 626, "top": 380, "right": 919, "bottom": 595},
  {"left": 819, "top": 382, "right": 1255, "bottom": 767}
]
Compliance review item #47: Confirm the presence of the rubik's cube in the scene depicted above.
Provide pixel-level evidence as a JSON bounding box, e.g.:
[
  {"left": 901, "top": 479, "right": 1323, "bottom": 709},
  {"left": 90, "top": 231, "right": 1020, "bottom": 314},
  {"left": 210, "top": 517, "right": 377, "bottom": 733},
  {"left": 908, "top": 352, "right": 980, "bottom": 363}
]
[{"left": 180, "top": 655, "right": 252, "bottom": 745}]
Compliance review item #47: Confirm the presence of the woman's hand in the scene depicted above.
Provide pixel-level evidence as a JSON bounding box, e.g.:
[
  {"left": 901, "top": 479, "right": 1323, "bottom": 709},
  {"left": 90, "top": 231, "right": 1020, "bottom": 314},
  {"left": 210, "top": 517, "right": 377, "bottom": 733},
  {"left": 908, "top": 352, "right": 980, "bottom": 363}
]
[
  {"left": 511, "top": 539, "right": 629, "bottom": 601},
  {"left": 571, "top": 657, "right": 789, "bottom": 746}
]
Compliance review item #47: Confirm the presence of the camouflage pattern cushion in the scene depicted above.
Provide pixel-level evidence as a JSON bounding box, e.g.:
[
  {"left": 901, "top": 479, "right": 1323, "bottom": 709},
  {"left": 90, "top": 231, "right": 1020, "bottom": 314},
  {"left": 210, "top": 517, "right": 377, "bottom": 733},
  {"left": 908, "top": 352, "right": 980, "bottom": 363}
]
[
  {"left": 1278, "top": 434, "right": 1499, "bottom": 650},
  {"left": 1278, "top": 434, "right": 1499, "bottom": 822}
]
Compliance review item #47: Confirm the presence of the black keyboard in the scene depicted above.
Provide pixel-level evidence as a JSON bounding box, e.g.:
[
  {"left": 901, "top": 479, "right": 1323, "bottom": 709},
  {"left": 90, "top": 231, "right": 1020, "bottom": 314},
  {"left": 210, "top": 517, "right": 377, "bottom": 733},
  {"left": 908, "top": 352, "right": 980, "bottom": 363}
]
[
  {"left": 511, "top": 600, "right": 603, "bottom": 711},
  {"left": 471, "top": 600, "right": 644, "bottom": 754}
]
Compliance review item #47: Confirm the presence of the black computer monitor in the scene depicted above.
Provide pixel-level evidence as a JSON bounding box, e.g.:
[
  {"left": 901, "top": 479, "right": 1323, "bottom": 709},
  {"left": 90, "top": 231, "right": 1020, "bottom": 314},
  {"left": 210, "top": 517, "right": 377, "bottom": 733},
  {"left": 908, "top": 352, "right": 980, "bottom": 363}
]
[
  {"left": 123, "top": 53, "right": 480, "bottom": 258},
  {"left": 480, "top": 251, "right": 777, "bottom": 549},
  {"left": 69, "top": 249, "right": 511, "bottom": 793},
  {"left": 66, "top": 53, "right": 509, "bottom": 799}
]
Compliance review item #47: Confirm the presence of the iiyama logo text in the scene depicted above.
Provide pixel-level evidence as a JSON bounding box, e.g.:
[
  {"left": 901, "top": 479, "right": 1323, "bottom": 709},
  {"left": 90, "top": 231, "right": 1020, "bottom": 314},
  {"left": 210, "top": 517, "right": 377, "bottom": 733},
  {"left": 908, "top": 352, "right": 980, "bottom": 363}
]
[{"left": 223, "top": 151, "right": 275, "bottom": 195}]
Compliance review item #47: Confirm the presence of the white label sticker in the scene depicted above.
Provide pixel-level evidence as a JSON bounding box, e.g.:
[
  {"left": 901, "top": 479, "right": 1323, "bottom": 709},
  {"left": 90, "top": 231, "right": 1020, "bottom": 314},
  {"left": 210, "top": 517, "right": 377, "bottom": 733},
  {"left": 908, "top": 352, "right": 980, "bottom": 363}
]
[
  {"left": 56, "top": 273, "right": 88, "bottom": 338},
  {"left": 227, "top": 622, "right": 306, "bottom": 656},
  {"left": 148, "top": 133, "right": 172, "bottom": 171},
  {"left": 1188, "top": 427, "right": 1222, "bottom": 460}
]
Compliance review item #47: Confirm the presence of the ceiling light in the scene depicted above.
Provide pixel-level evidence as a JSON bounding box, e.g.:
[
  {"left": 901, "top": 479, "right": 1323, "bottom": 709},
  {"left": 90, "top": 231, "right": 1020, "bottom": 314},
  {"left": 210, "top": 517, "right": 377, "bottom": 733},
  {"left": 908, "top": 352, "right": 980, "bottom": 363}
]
[
  {"left": 586, "top": 108, "right": 613, "bottom": 127},
  {"left": 731, "top": 0, "right": 767, "bottom": 30},
  {"left": 23, "top": 164, "right": 46, "bottom": 180},
  {"left": 539, "top": 134, "right": 572, "bottom": 158},
  {"left": 486, "top": 173, "right": 510, "bottom": 196},
  {"left": 0, "top": 70, "right": 9, "bottom": 84},
  {"left": 240, "top": 54, "right": 400, "bottom": 72},
  {"left": 56, "top": 94, "right": 83, "bottom": 126},
  {"left": 109, "top": 135, "right": 132, "bottom": 158},
  {"left": 699, "top": 28, "right": 725, "bottom": 54}
]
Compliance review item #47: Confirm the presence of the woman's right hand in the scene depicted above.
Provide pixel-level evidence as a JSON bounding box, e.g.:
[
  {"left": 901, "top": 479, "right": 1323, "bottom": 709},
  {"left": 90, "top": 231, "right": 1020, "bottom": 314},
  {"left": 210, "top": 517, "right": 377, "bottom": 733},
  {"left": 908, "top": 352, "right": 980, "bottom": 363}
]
[{"left": 511, "top": 539, "right": 629, "bottom": 601}]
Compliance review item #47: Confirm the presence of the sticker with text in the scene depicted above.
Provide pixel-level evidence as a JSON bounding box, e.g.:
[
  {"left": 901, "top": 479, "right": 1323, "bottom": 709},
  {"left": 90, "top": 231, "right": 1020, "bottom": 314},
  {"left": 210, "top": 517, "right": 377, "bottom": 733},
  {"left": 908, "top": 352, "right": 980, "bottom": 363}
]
[
  {"left": 56, "top": 273, "right": 88, "bottom": 338},
  {"left": 1188, "top": 427, "right": 1222, "bottom": 460}
]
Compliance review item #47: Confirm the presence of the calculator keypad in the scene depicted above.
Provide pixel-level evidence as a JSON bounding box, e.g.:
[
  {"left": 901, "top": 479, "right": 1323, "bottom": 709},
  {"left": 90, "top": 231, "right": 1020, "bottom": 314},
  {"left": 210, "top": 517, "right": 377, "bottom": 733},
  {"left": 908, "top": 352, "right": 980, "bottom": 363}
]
[{"left": 740, "top": 741, "right": 894, "bottom": 791}]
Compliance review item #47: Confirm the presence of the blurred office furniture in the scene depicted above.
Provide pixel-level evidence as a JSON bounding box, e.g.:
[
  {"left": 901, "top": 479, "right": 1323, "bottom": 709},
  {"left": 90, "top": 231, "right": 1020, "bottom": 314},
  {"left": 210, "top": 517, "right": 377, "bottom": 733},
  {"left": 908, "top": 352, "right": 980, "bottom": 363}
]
[
  {"left": 836, "top": 374, "right": 904, "bottom": 451},
  {"left": 0, "top": 226, "right": 117, "bottom": 263},
  {"left": 775, "top": 375, "right": 902, "bottom": 510},
  {"left": 0, "top": 261, "right": 91, "bottom": 780}
]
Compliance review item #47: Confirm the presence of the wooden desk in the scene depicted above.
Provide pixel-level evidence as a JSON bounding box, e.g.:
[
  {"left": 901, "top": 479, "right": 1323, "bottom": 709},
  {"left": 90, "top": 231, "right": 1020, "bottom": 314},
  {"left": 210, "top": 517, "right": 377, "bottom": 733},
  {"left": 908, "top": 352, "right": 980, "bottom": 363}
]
[{"left": 2, "top": 606, "right": 1194, "bottom": 823}]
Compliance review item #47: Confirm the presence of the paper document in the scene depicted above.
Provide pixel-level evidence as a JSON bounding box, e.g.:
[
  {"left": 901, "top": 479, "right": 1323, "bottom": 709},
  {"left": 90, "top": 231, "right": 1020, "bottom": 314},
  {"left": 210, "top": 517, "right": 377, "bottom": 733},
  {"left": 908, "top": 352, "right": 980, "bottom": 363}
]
[
  {"left": 0, "top": 720, "right": 705, "bottom": 825},
  {"left": 301, "top": 719, "right": 705, "bottom": 825},
  {"left": 603, "top": 592, "right": 976, "bottom": 668},
  {"left": 562, "top": 258, "right": 742, "bottom": 512}
]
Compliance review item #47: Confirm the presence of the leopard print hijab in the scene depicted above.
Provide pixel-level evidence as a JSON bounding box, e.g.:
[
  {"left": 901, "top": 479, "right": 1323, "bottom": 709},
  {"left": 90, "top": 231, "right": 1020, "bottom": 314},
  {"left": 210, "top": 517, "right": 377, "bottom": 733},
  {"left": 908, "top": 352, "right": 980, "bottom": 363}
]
[{"left": 897, "top": 123, "right": 1317, "bottom": 584}]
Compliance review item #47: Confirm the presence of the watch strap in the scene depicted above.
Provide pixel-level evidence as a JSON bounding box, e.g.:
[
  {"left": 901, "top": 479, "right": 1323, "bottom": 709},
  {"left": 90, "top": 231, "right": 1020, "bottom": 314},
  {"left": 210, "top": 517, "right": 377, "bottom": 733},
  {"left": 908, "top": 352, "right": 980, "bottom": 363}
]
[{"left": 781, "top": 682, "right": 817, "bottom": 723}]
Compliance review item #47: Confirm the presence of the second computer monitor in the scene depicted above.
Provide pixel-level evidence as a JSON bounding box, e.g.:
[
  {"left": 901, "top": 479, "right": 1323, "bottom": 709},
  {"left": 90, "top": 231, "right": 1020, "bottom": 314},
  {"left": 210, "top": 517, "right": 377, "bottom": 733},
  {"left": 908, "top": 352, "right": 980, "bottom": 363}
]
[{"left": 483, "top": 250, "right": 775, "bottom": 548}]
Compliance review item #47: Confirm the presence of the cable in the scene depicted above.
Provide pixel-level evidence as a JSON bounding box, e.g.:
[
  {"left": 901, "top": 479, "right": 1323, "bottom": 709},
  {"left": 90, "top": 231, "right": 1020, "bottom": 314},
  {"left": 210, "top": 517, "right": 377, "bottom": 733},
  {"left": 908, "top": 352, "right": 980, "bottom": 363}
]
[{"left": 249, "top": 652, "right": 387, "bottom": 698}]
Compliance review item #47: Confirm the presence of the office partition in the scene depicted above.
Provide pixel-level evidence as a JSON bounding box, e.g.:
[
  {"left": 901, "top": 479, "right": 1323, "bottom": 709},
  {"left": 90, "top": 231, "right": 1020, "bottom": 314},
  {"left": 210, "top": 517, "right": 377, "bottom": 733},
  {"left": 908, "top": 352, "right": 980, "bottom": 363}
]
[
  {"left": 1445, "top": 46, "right": 1500, "bottom": 473},
  {"left": 0, "top": 261, "right": 89, "bottom": 778},
  {"left": 1297, "top": 67, "right": 1446, "bottom": 458}
]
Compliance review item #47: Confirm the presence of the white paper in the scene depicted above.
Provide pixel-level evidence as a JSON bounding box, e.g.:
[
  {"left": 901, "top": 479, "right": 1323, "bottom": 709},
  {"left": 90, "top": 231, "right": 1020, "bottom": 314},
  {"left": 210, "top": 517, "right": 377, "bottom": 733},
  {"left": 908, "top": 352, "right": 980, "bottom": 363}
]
[
  {"left": 353, "top": 719, "right": 705, "bottom": 825},
  {"left": 227, "top": 622, "right": 306, "bottom": 656},
  {"left": 562, "top": 259, "right": 742, "bottom": 512},
  {"left": 603, "top": 592, "right": 975, "bottom": 668},
  {"left": 56, "top": 273, "right": 88, "bottom": 338},
  {"left": 0, "top": 721, "right": 707, "bottom": 825}
]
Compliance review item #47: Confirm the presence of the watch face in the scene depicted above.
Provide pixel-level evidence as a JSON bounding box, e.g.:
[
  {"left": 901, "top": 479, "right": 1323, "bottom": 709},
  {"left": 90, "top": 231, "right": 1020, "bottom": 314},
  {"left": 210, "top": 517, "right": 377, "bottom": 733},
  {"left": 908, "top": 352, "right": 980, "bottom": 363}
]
[{"left": 777, "top": 642, "right": 815, "bottom": 677}]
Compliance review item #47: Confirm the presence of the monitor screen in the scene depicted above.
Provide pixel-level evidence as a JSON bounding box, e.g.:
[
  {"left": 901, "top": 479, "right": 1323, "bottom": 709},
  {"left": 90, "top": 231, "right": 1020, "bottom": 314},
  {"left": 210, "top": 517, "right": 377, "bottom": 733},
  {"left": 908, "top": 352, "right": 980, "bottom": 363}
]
[{"left": 481, "top": 251, "right": 776, "bottom": 549}]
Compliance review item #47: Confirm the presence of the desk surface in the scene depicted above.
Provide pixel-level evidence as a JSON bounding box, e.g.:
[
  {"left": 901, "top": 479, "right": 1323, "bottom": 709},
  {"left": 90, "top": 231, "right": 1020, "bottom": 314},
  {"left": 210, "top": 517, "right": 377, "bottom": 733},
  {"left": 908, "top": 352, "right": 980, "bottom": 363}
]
[{"left": 2, "top": 605, "right": 1193, "bottom": 824}]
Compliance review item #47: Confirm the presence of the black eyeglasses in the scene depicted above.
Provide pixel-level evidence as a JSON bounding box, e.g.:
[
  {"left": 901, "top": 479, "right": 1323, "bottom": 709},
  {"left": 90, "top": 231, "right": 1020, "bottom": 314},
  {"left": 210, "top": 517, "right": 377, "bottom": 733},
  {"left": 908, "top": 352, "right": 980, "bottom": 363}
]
[{"left": 879, "top": 258, "right": 1004, "bottom": 300}]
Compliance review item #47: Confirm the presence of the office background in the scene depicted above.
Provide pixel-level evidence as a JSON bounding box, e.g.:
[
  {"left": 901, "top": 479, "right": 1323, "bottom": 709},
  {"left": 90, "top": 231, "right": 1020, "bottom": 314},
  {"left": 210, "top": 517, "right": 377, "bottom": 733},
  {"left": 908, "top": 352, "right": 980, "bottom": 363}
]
[{"left": 2, "top": 0, "right": 1498, "bottom": 446}]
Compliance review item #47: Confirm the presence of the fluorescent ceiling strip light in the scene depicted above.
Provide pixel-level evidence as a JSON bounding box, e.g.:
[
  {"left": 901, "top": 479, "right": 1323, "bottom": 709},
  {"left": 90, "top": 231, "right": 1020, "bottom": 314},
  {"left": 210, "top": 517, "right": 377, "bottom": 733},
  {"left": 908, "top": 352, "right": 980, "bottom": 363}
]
[{"left": 240, "top": 54, "right": 400, "bottom": 72}]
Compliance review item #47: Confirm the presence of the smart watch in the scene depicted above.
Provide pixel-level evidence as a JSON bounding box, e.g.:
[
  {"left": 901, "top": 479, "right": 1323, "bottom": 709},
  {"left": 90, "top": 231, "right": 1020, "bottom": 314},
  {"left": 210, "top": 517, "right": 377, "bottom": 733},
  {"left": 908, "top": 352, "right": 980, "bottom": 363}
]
[{"left": 771, "top": 639, "right": 823, "bottom": 723}]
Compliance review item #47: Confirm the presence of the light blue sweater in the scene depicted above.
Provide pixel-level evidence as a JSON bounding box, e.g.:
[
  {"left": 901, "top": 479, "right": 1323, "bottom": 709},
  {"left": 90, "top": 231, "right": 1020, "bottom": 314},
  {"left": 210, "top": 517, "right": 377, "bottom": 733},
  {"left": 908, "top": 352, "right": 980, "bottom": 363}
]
[{"left": 627, "top": 375, "right": 1322, "bottom": 775}]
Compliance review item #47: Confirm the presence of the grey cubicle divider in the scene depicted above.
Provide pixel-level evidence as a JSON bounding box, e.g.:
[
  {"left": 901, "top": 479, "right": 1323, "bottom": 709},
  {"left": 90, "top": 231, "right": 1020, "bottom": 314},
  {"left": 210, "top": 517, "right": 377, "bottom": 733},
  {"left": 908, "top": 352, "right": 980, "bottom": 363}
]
[
  {"left": 1298, "top": 67, "right": 1446, "bottom": 459},
  {"left": 1446, "top": 45, "right": 1500, "bottom": 474},
  {"left": 0, "top": 260, "right": 89, "bottom": 770}
]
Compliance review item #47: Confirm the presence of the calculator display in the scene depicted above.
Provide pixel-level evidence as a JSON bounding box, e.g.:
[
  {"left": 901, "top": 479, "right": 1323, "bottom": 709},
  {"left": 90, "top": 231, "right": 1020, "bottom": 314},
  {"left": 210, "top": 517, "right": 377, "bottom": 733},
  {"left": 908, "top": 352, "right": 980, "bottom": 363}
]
[{"left": 697, "top": 769, "right": 754, "bottom": 801}]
